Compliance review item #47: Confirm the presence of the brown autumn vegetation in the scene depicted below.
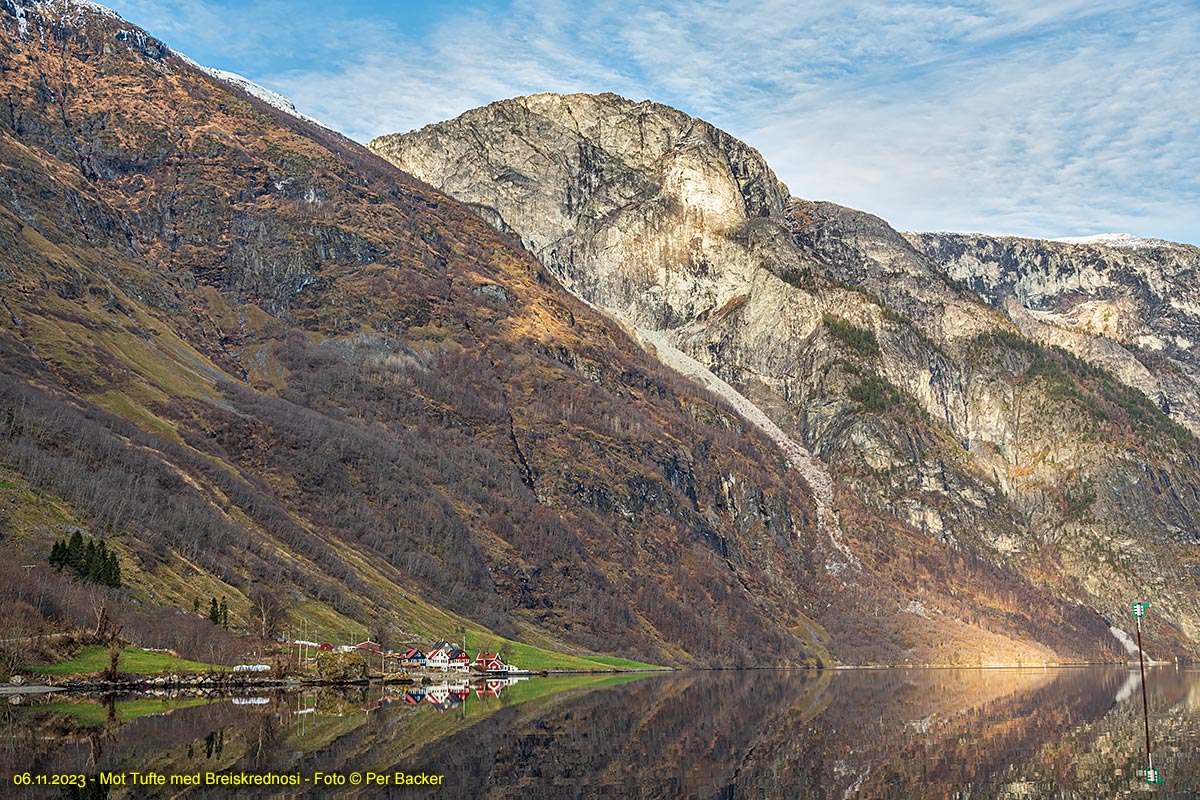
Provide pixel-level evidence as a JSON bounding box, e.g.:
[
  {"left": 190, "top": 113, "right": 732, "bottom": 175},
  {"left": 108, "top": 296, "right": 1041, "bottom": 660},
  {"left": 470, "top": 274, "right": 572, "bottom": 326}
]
[{"left": 0, "top": 2, "right": 833, "bottom": 666}]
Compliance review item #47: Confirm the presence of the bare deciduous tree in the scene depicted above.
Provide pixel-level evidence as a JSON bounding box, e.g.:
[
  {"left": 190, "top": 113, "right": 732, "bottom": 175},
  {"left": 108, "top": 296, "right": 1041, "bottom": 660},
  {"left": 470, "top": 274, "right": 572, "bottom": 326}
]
[{"left": 249, "top": 588, "right": 286, "bottom": 640}]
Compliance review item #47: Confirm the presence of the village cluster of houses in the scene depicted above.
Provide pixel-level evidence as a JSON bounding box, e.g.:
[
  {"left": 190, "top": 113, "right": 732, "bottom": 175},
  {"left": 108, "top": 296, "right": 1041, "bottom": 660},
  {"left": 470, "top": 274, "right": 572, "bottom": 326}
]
[{"left": 317, "top": 639, "right": 521, "bottom": 674}]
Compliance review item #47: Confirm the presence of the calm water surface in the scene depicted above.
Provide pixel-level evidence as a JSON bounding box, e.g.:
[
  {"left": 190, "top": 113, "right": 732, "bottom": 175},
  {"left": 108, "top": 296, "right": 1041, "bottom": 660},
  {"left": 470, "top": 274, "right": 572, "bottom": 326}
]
[{"left": 2, "top": 667, "right": 1197, "bottom": 798}]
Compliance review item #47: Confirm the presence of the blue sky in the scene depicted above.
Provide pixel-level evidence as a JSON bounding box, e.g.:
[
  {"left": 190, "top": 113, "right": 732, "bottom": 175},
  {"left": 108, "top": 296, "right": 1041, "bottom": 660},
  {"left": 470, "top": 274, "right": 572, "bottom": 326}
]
[{"left": 103, "top": 0, "right": 1199, "bottom": 245}]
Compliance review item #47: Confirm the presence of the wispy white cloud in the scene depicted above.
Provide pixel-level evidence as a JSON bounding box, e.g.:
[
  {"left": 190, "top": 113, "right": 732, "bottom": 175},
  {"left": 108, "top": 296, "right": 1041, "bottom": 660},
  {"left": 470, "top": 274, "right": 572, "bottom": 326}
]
[
  {"left": 741, "top": 2, "right": 1199, "bottom": 241},
  {"left": 103, "top": 0, "right": 1200, "bottom": 244}
]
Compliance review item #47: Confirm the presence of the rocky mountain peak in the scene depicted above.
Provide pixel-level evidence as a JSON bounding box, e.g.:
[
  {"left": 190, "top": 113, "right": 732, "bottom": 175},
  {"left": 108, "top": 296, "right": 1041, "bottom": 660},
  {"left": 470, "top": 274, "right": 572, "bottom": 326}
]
[
  {"left": 373, "top": 99, "right": 1200, "bottom": 662},
  {"left": 372, "top": 93, "right": 799, "bottom": 333},
  {"left": 375, "top": 92, "right": 789, "bottom": 244}
]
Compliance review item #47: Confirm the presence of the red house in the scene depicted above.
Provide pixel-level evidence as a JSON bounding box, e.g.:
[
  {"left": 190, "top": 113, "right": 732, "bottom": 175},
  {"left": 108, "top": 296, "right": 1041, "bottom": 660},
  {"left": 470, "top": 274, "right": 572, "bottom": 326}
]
[
  {"left": 474, "top": 653, "right": 507, "bottom": 672},
  {"left": 447, "top": 648, "right": 471, "bottom": 672}
]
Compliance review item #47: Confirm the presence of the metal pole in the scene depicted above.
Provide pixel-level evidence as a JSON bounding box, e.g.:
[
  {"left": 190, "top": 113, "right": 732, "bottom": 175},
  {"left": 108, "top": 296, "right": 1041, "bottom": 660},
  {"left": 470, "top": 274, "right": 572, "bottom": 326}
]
[{"left": 1136, "top": 617, "right": 1152, "bottom": 769}]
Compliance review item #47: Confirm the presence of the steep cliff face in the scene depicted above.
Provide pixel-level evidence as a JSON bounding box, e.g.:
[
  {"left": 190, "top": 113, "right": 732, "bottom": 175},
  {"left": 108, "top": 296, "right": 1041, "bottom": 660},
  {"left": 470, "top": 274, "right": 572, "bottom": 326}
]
[
  {"left": 904, "top": 232, "right": 1200, "bottom": 436},
  {"left": 373, "top": 93, "right": 1200, "bottom": 661},
  {"left": 374, "top": 93, "right": 793, "bottom": 330}
]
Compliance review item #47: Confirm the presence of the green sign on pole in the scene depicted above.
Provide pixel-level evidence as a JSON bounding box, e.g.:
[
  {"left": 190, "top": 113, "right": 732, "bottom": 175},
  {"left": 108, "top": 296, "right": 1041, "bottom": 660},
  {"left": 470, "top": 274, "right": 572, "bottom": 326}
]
[
  {"left": 1145, "top": 767, "right": 1163, "bottom": 784},
  {"left": 1132, "top": 601, "right": 1149, "bottom": 618}
]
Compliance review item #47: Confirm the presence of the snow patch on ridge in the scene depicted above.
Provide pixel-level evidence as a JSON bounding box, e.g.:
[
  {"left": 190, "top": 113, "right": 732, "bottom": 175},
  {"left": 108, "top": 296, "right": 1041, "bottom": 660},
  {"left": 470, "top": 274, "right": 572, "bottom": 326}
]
[
  {"left": 13, "top": 3, "right": 28, "bottom": 38},
  {"left": 906, "top": 230, "right": 1184, "bottom": 251},
  {"left": 33, "top": 0, "right": 121, "bottom": 23},
  {"left": 171, "top": 52, "right": 321, "bottom": 126},
  {"left": 1052, "top": 233, "right": 1173, "bottom": 250},
  {"left": 62, "top": 0, "right": 118, "bottom": 18},
  {"left": 636, "top": 327, "right": 858, "bottom": 574},
  {"left": 10, "top": 0, "right": 118, "bottom": 39}
]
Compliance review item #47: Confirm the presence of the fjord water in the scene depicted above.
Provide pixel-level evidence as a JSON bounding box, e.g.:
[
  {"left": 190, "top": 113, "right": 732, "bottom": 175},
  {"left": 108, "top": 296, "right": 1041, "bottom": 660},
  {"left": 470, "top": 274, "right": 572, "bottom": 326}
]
[{"left": 5, "top": 668, "right": 1197, "bottom": 798}]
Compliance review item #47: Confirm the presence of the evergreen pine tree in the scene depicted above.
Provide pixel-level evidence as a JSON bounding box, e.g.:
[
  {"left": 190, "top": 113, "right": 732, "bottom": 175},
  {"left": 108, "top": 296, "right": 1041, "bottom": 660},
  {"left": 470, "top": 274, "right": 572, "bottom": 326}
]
[
  {"left": 219, "top": 597, "right": 229, "bottom": 628},
  {"left": 66, "top": 531, "right": 84, "bottom": 574},
  {"left": 81, "top": 539, "right": 98, "bottom": 581},
  {"left": 47, "top": 534, "right": 122, "bottom": 586},
  {"left": 86, "top": 541, "right": 106, "bottom": 582},
  {"left": 193, "top": 598, "right": 200, "bottom": 615},
  {"left": 208, "top": 597, "right": 220, "bottom": 625},
  {"left": 103, "top": 550, "right": 121, "bottom": 587}
]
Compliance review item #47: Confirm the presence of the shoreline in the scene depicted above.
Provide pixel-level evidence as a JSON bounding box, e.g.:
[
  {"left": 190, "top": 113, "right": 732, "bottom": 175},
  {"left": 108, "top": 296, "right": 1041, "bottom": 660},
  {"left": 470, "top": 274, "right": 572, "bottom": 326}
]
[
  {"left": 10, "top": 660, "right": 1189, "bottom": 697},
  {"left": 831, "top": 660, "right": 1178, "bottom": 670}
]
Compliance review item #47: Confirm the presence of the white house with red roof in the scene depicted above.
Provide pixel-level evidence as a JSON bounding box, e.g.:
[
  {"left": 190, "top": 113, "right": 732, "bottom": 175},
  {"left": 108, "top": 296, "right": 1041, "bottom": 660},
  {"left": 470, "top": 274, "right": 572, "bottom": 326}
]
[{"left": 426, "top": 641, "right": 450, "bottom": 670}]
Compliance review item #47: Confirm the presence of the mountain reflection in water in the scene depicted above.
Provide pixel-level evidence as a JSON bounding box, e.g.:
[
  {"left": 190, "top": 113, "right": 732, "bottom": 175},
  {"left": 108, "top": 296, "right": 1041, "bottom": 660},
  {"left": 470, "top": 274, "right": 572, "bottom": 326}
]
[{"left": 3, "top": 667, "right": 1197, "bottom": 798}]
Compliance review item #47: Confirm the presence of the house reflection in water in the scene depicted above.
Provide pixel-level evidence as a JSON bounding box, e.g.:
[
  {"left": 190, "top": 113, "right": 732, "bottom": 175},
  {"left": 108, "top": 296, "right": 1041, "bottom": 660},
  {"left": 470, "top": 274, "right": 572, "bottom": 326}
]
[{"left": 392, "top": 676, "right": 529, "bottom": 711}]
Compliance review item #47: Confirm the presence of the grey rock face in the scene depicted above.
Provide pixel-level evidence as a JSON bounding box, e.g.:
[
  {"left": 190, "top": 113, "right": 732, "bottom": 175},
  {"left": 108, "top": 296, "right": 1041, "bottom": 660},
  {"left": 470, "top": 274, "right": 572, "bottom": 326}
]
[
  {"left": 372, "top": 92, "right": 1200, "bottom": 659},
  {"left": 375, "top": 92, "right": 794, "bottom": 330},
  {"left": 905, "top": 232, "right": 1200, "bottom": 434}
]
